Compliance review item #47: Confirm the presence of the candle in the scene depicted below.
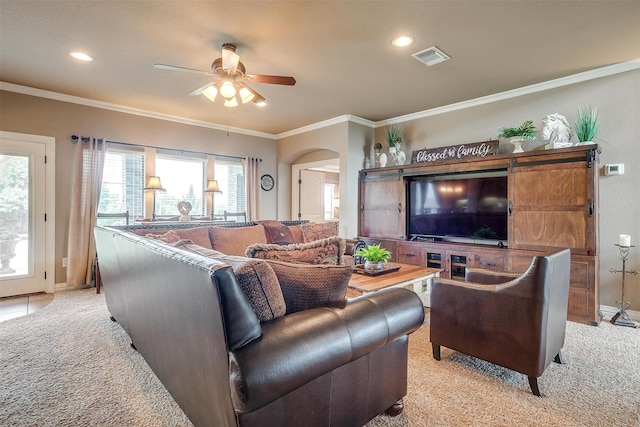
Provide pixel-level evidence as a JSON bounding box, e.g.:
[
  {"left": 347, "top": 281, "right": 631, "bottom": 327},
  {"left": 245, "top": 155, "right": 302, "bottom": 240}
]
[{"left": 619, "top": 234, "right": 631, "bottom": 247}]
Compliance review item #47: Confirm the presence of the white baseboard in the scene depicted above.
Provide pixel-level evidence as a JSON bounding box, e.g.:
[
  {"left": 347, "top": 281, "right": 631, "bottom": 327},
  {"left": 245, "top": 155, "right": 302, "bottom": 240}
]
[{"left": 600, "top": 304, "right": 640, "bottom": 323}]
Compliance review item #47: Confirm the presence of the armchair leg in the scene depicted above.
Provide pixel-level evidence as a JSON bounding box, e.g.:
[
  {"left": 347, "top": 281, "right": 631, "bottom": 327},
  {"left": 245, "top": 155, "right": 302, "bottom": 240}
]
[
  {"left": 384, "top": 399, "right": 404, "bottom": 416},
  {"left": 528, "top": 377, "right": 541, "bottom": 397},
  {"left": 432, "top": 343, "right": 441, "bottom": 360},
  {"left": 553, "top": 351, "right": 564, "bottom": 364}
]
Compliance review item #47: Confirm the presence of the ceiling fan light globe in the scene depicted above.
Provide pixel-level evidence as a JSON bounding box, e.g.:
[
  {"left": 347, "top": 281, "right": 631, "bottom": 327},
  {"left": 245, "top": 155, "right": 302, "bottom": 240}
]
[
  {"left": 239, "top": 87, "right": 255, "bottom": 103},
  {"left": 202, "top": 85, "right": 218, "bottom": 102},
  {"left": 219, "top": 80, "right": 236, "bottom": 98},
  {"left": 224, "top": 97, "right": 239, "bottom": 108}
]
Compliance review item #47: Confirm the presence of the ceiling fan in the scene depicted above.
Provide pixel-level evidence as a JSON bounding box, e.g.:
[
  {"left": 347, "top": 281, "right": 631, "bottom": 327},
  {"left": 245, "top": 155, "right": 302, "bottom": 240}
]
[{"left": 154, "top": 43, "right": 296, "bottom": 107}]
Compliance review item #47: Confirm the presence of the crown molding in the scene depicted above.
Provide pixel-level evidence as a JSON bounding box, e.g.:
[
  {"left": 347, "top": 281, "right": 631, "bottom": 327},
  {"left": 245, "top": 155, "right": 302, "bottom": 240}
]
[
  {"left": 276, "top": 114, "right": 375, "bottom": 139},
  {"left": 376, "top": 59, "right": 640, "bottom": 127},
  {"left": 0, "top": 82, "right": 277, "bottom": 140}
]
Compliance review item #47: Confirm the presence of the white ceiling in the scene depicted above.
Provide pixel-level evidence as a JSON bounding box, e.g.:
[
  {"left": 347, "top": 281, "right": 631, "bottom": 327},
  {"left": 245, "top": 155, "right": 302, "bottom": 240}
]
[{"left": 1, "top": 1, "right": 639, "bottom": 135}]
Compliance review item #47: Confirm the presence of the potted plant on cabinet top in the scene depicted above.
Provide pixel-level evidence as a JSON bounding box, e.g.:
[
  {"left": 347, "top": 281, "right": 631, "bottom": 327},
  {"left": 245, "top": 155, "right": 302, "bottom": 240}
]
[
  {"left": 574, "top": 105, "right": 599, "bottom": 144},
  {"left": 385, "top": 126, "right": 405, "bottom": 165},
  {"left": 355, "top": 243, "right": 392, "bottom": 272},
  {"left": 498, "top": 120, "right": 537, "bottom": 153}
]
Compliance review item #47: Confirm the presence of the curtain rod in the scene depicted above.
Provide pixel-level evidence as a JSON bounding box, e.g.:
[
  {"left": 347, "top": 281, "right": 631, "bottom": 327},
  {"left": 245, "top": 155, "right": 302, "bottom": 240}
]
[{"left": 70, "top": 135, "right": 254, "bottom": 161}]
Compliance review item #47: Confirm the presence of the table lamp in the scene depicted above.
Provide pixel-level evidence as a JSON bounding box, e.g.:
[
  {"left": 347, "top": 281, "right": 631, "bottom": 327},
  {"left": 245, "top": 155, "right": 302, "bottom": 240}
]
[
  {"left": 144, "top": 176, "right": 166, "bottom": 221},
  {"left": 204, "top": 179, "right": 222, "bottom": 220}
]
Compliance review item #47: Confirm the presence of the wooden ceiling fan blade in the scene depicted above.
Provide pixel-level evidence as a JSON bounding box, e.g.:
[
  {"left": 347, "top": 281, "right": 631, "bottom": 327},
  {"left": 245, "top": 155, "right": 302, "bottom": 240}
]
[
  {"left": 247, "top": 74, "right": 296, "bottom": 85},
  {"left": 154, "top": 63, "right": 214, "bottom": 76}
]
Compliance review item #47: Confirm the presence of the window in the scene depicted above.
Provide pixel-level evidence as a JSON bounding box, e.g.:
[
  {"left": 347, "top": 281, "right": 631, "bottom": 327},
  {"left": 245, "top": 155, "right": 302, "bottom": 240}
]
[
  {"left": 215, "top": 160, "right": 246, "bottom": 219},
  {"left": 97, "top": 145, "right": 245, "bottom": 222},
  {"left": 155, "top": 156, "right": 206, "bottom": 218},
  {"left": 97, "top": 149, "right": 145, "bottom": 225}
]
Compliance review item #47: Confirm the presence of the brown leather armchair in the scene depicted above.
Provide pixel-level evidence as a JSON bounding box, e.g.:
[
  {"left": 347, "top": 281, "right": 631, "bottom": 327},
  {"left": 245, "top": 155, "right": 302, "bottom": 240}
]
[{"left": 430, "top": 248, "right": 571, "bottom": 396}]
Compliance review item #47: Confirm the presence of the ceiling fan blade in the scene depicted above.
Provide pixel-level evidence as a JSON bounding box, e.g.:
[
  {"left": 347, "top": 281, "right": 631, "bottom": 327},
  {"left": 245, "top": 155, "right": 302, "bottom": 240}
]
[
  {"left": 222, "top": 46, "right": 240, "bottom": 74},
  {"left": 188, "top": 82, "right": 214, "bottom": 96},
  {"left": 247, "top": 74, "right": 296, "bottom": 86},
  {"left": 154, "top": 63, "right": 214, "bottom": 76}
]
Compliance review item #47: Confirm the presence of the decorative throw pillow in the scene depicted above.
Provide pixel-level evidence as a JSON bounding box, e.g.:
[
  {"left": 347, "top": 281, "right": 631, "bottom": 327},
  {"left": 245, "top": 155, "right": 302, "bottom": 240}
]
[
  {"left": 258, "top": 220, "right": 295, "bottom": 245},
  {"left": 266, "top": 260, "right": 352, "bottom": 314},
  {"left": 245, "top": 236, "right": 346, "bottom": 265},
  {"left": 180, "top": 244, "right": 286, "bottom": 323},
  {"left": 174, "top": 227, "right": 214, "bottom": 249},
  {"left": 287, "top": 225, "right": 304, "bottom": 243},
  {"left": 145, "top": 230, "right": 182, "bottom": 243},
  {"left": 209, "top": 225, "right": 267, "bottom": 256},
  {"left": 300, "top": 221, "right": 339, "bottom": 243}
]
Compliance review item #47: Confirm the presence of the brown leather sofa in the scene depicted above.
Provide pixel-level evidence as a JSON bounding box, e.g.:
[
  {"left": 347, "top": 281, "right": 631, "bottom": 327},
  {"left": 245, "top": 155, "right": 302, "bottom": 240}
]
[
  {"left": 430, "top": 248, "right": 571, "bottom": 396},
  {"left": 94, "top": 225, "right": 425, "bottom": 426}
]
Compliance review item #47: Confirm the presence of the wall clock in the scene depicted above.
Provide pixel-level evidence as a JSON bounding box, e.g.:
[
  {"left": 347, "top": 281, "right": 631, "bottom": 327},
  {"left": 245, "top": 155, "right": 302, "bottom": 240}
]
[{"left": 261, "top": 174, "right": 274, "bottom": 191}]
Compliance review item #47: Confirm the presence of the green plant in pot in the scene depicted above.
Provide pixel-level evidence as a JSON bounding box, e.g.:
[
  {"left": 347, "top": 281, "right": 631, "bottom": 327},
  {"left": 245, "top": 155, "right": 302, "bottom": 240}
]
[
  {"left": 355, "top": 243, "right": 392, "bottom": 272},
  {"left": 574, "top": 105, "right": 599, "bottom": 144},
  {"left": 386, "top": 126, "right": 403, "bottom": 149},
  {"left": 498, "top": 120, "right": 537, "bottom": 153}
]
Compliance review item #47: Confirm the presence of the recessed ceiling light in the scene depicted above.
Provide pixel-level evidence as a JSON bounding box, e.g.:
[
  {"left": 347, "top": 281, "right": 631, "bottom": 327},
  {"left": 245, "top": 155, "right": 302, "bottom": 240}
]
[
  {"left": 69, "top": 52, "right": 94, "bottom": 62},
  {"left": 392, "top": 36, "right": 414, "bottom": 47}
]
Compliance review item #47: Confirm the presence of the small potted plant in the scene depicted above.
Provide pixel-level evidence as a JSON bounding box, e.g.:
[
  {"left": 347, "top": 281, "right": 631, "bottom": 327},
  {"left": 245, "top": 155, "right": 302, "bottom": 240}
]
[
  {"left": 355, "top": 243, "right": 392, "bottom": 272},
  {"left": 386, "top": 126, "right": 403, "bottom": 150},
  {"left": 574, "top": 105, "right": 599, "bottom": 144},
  {"left": 498, "top": 120, "right": 537, "bottom": 153}
]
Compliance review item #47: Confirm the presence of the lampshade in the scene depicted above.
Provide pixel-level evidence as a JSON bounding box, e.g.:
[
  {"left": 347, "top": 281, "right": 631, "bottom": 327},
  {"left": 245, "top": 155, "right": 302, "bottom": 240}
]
[
  {"left": 144, "top": 176, "right": 165, "bottom": 192},
  {"left": 204, "top": 179, "right": 222, "bottom": 193},
  {"left": 239, "top": 86, "right": 255, "bottom": 104},
  {"left": 202, "top": 84, "right": 218, "bottom": 102},
  {"left": 219, "top": 80, "right": 236, "bottom": 99},
  {"left": 200, "top": 80, "right": 266, "bottom": 108},
  {"left": 224, "top": 97, "right": 238, "bottom": 108}
]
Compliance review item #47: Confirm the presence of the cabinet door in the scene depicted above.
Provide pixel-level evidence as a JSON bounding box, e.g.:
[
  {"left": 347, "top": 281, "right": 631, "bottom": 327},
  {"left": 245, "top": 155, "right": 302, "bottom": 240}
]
[
  {"left": 397, "top": 242, "right": 422, "bottom": 265},
  {"left": 447, "top": 250, "right": 470, "bottom": 280},
  {"left": 422, "top": 248, "right": 469, "bottom": 280},
  {"left": 471, "top": 250, "right": 505, "bottom": 271},
  {"left": 359, "top": 171, "right": 406, "bottom": 239},
  {"left": 509, "top": 154, "right": 597, "bottom": 255}
]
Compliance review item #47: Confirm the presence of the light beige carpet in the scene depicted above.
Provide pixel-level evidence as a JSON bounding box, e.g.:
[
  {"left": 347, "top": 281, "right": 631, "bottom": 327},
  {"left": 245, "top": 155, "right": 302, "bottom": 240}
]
[{"left": 1, "top": 288, "right": 639, "bottom": 426}]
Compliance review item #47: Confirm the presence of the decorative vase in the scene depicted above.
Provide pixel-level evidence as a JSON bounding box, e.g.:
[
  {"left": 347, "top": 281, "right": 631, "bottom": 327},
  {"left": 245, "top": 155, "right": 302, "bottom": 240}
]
[
  {"left": 374, "top": 151, "right": 381, "bottom": 168},
  {"left": 364, "top": 260, "right": 384, "bottom": 272},
  {"left": 509, "top": 136, "right": 526, "bottom": 153},
  {"left": 379, "top": 153, "right": 388, "bottom": 168},
  {"left": 395, "top": 143, "right": 406, "bottom": 165}
]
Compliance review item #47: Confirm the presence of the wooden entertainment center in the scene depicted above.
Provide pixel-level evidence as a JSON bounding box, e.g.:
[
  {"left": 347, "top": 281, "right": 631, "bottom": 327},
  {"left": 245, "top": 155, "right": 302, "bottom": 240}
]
[{"left": 358, "top": 144, "right": 601, "bottom": 325}]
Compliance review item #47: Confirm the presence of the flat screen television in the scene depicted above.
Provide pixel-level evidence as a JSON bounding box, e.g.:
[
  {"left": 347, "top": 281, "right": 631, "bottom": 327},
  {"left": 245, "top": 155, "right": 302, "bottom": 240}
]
[{"left": 407, "top": 170, "right": 508, "bottom": 244}]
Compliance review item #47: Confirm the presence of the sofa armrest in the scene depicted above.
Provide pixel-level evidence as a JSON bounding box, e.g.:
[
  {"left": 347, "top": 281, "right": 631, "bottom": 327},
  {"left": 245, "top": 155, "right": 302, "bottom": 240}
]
[{"left": 229, "top": 288, "right": 424, "bottom": 414}]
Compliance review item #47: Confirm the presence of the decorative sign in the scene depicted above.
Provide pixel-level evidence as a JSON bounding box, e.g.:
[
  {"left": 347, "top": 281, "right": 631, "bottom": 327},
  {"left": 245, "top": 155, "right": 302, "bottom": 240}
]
[{"left": 411, "top": 140, "right": 499, "bottom": 164}]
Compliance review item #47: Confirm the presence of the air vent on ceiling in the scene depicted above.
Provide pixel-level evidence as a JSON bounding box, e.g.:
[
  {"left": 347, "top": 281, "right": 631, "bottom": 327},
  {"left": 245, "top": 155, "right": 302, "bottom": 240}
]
[{"left": 411, "top": 46, "right": 450, "bottom": 67}]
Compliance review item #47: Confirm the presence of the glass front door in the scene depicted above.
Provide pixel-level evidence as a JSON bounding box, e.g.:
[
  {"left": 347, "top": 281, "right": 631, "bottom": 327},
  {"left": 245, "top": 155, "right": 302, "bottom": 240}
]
[{"left": 0, "top": 139, "right": 46, "bottom": 297}]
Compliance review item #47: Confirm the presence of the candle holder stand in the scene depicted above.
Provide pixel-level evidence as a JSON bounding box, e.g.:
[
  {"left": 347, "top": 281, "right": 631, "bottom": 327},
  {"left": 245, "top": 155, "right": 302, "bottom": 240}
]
[{"left": 608, "top": 244, "right": 639, "bottom": 328}]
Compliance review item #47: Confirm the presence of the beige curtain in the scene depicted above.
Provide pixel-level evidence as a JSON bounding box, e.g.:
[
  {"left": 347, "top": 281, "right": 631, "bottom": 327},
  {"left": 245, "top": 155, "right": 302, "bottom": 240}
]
[
  {"left": 243, "top": 157, "right": 262, "bottom": 221},
  {"left": 66, "top": 137, "right": 106, "bottom": 286}
]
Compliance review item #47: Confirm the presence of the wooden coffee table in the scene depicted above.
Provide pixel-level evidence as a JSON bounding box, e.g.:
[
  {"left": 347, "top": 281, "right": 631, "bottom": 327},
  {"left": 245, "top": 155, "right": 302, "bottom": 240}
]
[{"left": 347, "top": 262, "right": 441, "bottom": 305}]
